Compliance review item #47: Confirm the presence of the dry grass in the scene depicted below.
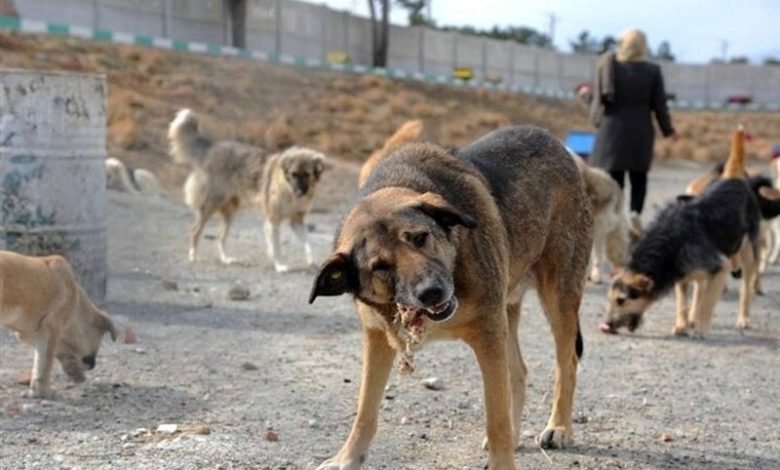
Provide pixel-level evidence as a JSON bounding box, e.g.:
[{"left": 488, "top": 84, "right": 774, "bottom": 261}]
[{"left": 1, "top": 31, "right": 779, "bottom": 195}]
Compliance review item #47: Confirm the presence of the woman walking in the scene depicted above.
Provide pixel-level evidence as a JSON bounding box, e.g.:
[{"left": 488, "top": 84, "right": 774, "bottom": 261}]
[{"left": 590, "top": 28, "right": 677, "bottom": 228}]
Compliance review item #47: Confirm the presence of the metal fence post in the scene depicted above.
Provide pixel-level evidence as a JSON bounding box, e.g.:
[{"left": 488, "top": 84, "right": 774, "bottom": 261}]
[
  {"left": 162, "top": 0, "right": 171, "bottom": 38},
  {"left": 92, "top": 0, "right": 100, "bottom": 30},
  {"left": 452, "top": 31, "right": 458, "bottom": 69},
  {"left": 481, "top": 39, "right": 487, "bottom": 80},
  {"left": 509, "top": 43, "right": 515, "bottom": 86}
]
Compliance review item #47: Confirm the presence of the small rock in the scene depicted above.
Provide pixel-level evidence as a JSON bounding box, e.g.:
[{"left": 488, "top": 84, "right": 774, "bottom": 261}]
[
  {"left": 228, "top": 285, "right": 250, "bottom": 301},
  {"left": 131, "top": 428, "right": 149, "bottom": 437},
  {"left": 264, "top": 429, "right": 279, "bottom": 442},
  {"left": 400, "top": 416, "right": 410, "bottom": 425},
  {"left": 573, "top": 412, "right": 589, "bottom": 424},
  {"left": 160, "top": 279, "right": 179, "bottom": 291},
  {"left": 122, "top": 442, "right": 136, "bottom": 450},
  {"left": 15, "top": 370, "right": 31, "bottom": 386},
  {"left": 21, "top": 403, "right": 36, "bottom": 413},
  {"left": 133, "top": 348, "right": 146, "bottom": 355},
  {"left": 422, "top": 377, "right": 444, "bottom": 391},
  {"left": 240, "top": 362, "right": 259, "bottom": 371},
  {"left": 659, "top": 432, "right": 674, "bottom": 442},
  {"left": 522, "top": 430, "right": 536, "bottom": 439},
  {"left": 157, "top": 424, "right": 178, "bottom": 434},
  {"left": 122, "top": 327, "right": 137, "bottom": 344},
  {"left": 308, "top": 419, "right": 319, "bottom": 428},
  {"left": 184, "top": 424, "right": 211, "bottom": 435}
]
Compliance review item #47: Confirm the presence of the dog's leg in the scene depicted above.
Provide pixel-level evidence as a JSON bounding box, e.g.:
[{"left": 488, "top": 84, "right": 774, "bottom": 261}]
[
  {"left": 463, "top": 321, "right": 516, "bottom": 469},
  {"left": 688, "top": 278, "right": 707, "bottom": 338},
  {"left": 672, "top": 281, "right": 689, "bottom": 336},
  {"left": 290, "top": 212, "right": 315, "bottom": 267},
  {"left": 536, "top": 274, "right": 580, "bottom": 450},
  {"left": 264, "top": 220, "right": 288, "bottom": 273},
  {"left": 589, "top": 222, "right": 607, "bottom": 284},
  {"left": 698, "top": 269, "right": 728, "bottom": 337},
  {"left": 30, "top": 329, "right": 58, "bottom": 398},
  {"left": 317, "top": 326, "right": 395, "bottom": 470},
  {"left": 481, "top": 290, "right": 528, "bottom": 452},
  {"left": 737, "top": 239, "right": 756, "bottom": 329},
  {"left": 189, "top": 208, "right": 211, "bottom": 262},
  {"left": 217, "top": 202, "right": 238, "bottom": 265},
  {"left": 769, "top": 219, "right": 780, "bottom": 264}
]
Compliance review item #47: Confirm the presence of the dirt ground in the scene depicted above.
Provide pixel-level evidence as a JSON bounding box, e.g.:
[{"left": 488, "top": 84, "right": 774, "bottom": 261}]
[{"left": 1, "top": 156, "right": 779, "bottom": 470}]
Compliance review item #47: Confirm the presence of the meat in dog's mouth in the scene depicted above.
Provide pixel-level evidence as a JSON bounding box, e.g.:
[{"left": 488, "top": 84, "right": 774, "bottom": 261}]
[{"left": 398, "top": 297, "right": 458, "bottom": 323}]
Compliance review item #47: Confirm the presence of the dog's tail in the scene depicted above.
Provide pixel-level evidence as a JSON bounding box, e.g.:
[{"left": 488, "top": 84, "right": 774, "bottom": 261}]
[
  {"left": 358, "top": 120, "right": 424, "bottom": 186},
  {"left": 722, "top": 125, "right": 746, "bottom": 179},
  {"left": 167, "top": 109, "right": 211, "bottom": 167}
]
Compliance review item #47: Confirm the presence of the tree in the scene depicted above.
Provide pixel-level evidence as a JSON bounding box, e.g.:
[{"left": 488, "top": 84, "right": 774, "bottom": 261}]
[
  {"left": 764, "top": 57, "right": 780, "bottom": 66},
  {"left": 729, "top": 56, "right": 749, "bottom": 64},
  {"left": 570, "top": 30, "right": 612, "bottom": 54},
  {"left": 654, "top": 40, "right": 675, "bottom": 61},
  {"left": 367, "top": 0, "right": 390, "bottom": 67},
  {"left": 396, "top": 0, "right": 432, "bottom": 26}
]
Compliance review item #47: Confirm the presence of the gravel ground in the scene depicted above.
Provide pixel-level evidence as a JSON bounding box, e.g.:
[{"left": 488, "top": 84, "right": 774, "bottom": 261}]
[{"left": 1, "top": 159, "right": 778, "bottom": 469}]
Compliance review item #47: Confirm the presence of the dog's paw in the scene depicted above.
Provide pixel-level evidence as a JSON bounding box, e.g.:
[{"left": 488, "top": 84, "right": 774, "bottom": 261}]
[
  {"left": 188, "top": 249, "right": 197, "bottom": 263},
  {"left": 481, "top": 430, "right": 520, "bottom": 451},
  {"left": 29, "top": 382, "right": 54, "bottom": 399},
  {"left": 315, "top": 456, "right": 363, "bottom": 470},
  {"left": 671, "top": 325, "right": 689, "bottom": 336},
  {"left": 537, "top": 426, "right": 571, "bottom": 449},
  {"left": 735, "top": 318, "right": 750, "bottom": 329},
  {"left": 274, "top": 263, "right": 290, "bottom": 273},
  {"left": 689, "top": 329, "right": 707, "bottom": 339},
  {"left": 220, "top": 255, "right": 237, "bottom": 265},
  {"left": 589, "top": 268, "right": 602, "bottom": 284}
]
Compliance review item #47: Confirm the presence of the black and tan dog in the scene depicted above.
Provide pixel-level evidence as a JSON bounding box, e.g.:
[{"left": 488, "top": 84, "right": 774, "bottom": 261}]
[
  {"left": 603, "top": 129, "right": 761, "bottom": 337},
  {"left": 309, "top": 126, "right": 592, "bottom": 469}
]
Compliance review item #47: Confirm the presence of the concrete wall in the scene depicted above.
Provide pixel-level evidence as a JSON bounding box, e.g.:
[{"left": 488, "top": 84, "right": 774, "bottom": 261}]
[{"left": 10, "top": 0, "right": 780, "bottom": 104}]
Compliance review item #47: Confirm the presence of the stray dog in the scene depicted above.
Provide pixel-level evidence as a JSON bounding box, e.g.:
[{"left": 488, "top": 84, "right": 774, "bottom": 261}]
[
  {"left": 569, "top": 148, "right": 630, "bottom": 283},
  {"left": 310, "top": 126, "right": 592, "bottom": 469},
  {"left": 358, "top": 119, "right": 423, "bottom": 186},
  {"left": 604, "top": 129, "right": 760, "bottom": 337},
  {"left": 0, "top": 251, "right": 118, "bottom": 398},
  {"left": 105, "top": 157, "right": 163, "bottom": 195},
  {"left": 767, "top": 156, "right": 780, "bottom": 264},
  {"left": 685, "top": 129, "right": 780, "bottom": 294},
  {"left": 168, "top": 109, "right": 326, "bottom": 271}
]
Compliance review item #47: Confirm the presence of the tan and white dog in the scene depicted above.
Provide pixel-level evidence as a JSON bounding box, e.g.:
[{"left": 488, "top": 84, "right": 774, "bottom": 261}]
[
  {"left": 105, "top": 157, "right": 163, "bottom": 195},
  {"left": 0, "top": 251, "right": 118, "bottom": 398},
  {"left": 169, "top": 109, "right": 327, "bottom": 271},
  {"left": 568, "top": 148, "right": 630, "bottom": 283}
]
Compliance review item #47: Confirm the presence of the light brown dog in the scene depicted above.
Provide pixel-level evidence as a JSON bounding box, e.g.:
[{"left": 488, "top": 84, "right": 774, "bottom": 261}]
[
  {"left": 169, "top": 109, "right": 326, "bottom": 271},
  {"left": 310, "top": 126, "right": 592, "bottom": 469},
  {"left": 0, "top": 251, "right": 118, "bottom": 398},
  {"left": 358, "top": 120, "right": 423, "bottom": 186}
]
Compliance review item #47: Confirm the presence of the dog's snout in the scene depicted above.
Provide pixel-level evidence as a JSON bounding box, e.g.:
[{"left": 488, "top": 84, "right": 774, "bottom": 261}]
[
  {"left": 417, "top": 286, "right": 445, "bottom": 306},
  {"left": 82, "top": 354, "right": 96, "bottom": 370}
]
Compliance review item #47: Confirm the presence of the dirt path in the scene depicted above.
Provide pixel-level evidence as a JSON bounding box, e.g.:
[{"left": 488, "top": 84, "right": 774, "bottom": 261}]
[{"left": 1, "top": 159, "right": 779, "bottom": 469}]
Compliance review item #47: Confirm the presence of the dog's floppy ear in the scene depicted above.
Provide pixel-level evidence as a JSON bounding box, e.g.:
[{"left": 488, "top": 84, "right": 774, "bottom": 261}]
[
  {"left": 309, "top": 252, "right": 357, "bottom": 303},
  {"left": 629, "top": 273, "right": 655, "bottom": 295},
  {"left": 95, "top": 311, "right": 118, "bottom": 342},
  {"left": 313, "top": 154, "right": 326, "bottom": 178},
  {"left": 415, "top": 192, "right": 477, "bottom": 229}
]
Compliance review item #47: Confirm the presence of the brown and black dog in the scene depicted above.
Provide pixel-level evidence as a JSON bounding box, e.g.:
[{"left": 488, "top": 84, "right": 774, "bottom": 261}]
[{"left": 310, "top": 126, "right": 592, "bottom": 469}]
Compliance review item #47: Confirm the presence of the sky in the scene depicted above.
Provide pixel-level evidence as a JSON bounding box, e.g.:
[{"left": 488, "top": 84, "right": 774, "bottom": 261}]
[{"left": 309, "top": 0, "right": 780, "bottom": 64}]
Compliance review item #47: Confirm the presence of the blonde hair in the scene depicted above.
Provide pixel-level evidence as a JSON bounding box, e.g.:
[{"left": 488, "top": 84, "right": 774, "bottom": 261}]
[{"left": 616, "top": 28, "right": 647, "bottom": 62}]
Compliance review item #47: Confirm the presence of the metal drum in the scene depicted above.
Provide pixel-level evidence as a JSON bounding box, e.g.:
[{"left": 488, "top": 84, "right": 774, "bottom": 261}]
[{"left": 1, "top": 69, "right": 108, "bottom": 301}]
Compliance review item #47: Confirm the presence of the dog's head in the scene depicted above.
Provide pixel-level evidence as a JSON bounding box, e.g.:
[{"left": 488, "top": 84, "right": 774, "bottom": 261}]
[
  {"left": 279, "top": 147, "right": 326, "bottom": 197},
  {"left": 309, "top": 188, "right": 477, "bottom": 323},
  {"left": 602, "top": 269, "right": 656, "bottom": 333},
  {"left": 55, "top": 304, "right": 118, "bottom": 383}
]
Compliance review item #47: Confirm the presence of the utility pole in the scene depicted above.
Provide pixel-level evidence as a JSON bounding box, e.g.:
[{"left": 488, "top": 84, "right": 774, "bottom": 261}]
[
  {"left": 720, "top": 39, "right": 728, "bottom": 62},
  {"left": 545, "top": 12, "right": 558, "bottom": 47}
]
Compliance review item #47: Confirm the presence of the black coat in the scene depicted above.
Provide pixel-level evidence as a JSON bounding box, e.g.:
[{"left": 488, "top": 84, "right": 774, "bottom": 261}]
[{"left": 590, "top": 61, "right": 674, "bottom": 172}]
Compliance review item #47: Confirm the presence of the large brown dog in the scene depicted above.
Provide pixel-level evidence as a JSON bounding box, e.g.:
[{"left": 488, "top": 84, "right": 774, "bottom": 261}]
[
  {"left": 0, "top": 251, "right": 118, "bottom": 397},
  {"left": 358, "top": 120, "right": 423, "bottom": 187},
  {"left": 310, "top": 126, "right": 592, "bottom": 469}
]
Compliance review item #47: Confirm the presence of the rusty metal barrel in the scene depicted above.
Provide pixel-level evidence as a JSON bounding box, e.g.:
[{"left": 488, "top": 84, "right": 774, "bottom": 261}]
[{"left": 1, "top": 69, "right": 108, "bottom": 301}]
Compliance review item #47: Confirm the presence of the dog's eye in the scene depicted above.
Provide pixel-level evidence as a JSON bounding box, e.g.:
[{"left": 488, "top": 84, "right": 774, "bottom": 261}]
[
  {"left": 626, "top": 289, "right": 640, "bottom": 300},
  {"left": 370, "top": 260, "right": 393, "bottom": 272},
  {"left": 410, "top": 232, "right": 428, "bottom": 248}
]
